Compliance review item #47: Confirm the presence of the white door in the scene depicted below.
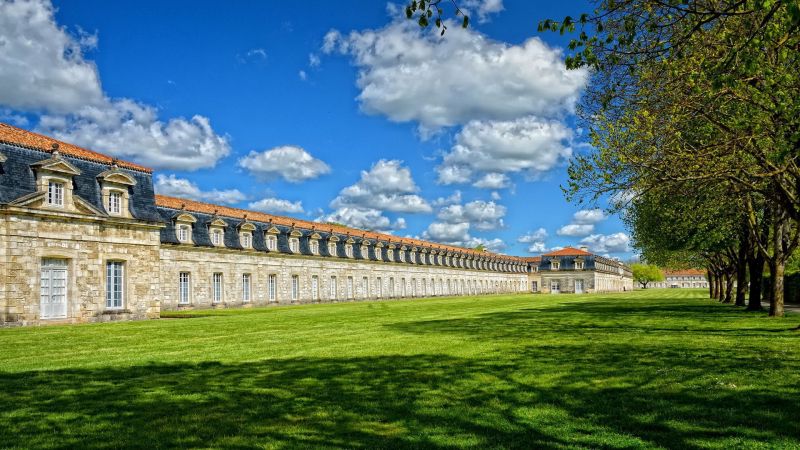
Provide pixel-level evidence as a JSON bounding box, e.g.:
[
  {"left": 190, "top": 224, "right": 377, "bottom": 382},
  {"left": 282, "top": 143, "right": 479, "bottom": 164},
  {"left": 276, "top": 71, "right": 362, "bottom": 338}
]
[
  {"left": 551, "top": 281, "right": 560, "bottom": 294},
  {"left": 40, "top": 259, "right": 68, "bottom": 319},
  {"left": 575, "top": 279, "right": 584, "bottom": 294}
]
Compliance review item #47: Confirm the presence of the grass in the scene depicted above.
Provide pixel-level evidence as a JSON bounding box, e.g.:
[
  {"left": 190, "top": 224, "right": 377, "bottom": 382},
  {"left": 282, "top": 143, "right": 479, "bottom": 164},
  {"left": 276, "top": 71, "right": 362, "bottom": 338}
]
[{"left": 1, "top": 289, "right": 800, "bottom": 449}]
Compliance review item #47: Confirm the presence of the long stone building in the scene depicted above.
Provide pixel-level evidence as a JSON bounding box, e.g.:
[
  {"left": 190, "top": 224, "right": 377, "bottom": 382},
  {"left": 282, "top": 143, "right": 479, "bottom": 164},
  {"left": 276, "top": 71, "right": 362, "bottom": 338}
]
[
  {"left": 0, "top": 123, "right": 535, "bottom": 326},
  {"left": 649, "top": 269, "right": 708, "bottom": 289}
]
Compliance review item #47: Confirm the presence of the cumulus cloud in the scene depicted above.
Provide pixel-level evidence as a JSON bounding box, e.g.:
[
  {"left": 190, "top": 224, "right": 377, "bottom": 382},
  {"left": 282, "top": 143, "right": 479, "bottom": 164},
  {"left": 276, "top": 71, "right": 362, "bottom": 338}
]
[
  {"left": 573, "top": 208, "right": 605, "bottom": 224},
  {"left": 432, "top": 190, "right": 462, "bottom": 207},
  {"left": 527, "top": 241, "right": 548, "bottom": 253},
  {"left": 316, "top": 207, "right": 403, "bottom": 233},
  {"left": 462, "top": 0, "right": 505, "bottom": 22},
  {"left": 321, "top": 20, "right": 587, "bottom": 132},
  {"left": 238, "top": 146, "right": 331, "bottom": 183},
  {"left": 248, "top": 197, "right": 305, "bottom": 214},
  {"left": 518, "top": 228, "right": 548, "bottom": 254},
  {"left": 330, "top": 159, "right": 432, "bottom": 213},
  {"left": 0, "top": 0, "right": 231, "bottom": 171},
  {"left": 556, "top": 223, "right": 595, "bottom": 237},
  {"left": 437, "top": 200, "right": 506, "bottom": 231},
  {"left": 424, "top": 222, "right": 471, "bottom": 242},
  {"left": 437, "top": 116, "right": 573, "bottom": 185},
  {"left": 580, "top": 233, "right": 631, "bottom": 253},
  {"left": 472, "top": 173, "right": 511, "bottom": 189},
  {"left": 154, "top": 175, "right": 246, "bottom": 205}
]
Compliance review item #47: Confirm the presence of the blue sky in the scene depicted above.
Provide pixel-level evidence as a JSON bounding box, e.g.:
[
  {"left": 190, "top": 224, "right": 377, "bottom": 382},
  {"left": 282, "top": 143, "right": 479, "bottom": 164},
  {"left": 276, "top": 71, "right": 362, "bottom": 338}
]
[{"left": 0, "top": 0, "right": 632, "bottom": 258}]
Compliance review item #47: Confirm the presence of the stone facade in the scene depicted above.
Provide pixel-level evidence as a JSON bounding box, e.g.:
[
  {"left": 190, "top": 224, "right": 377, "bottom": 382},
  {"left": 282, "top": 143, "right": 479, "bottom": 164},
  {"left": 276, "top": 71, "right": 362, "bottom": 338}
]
[
  {"left": 0, "top": 124, "right": 530, "bottom": 326},
  {"left": 649, "top": 269, "right": 708, "bottom": 289},
  {"left": 524, "top": 248, "right": 633, "bottom": 294}
]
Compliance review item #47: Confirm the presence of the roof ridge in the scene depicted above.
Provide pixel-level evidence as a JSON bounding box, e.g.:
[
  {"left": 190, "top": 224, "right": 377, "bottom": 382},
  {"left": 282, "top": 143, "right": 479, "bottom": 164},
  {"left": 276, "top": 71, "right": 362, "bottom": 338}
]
[
  {"left": 0, "top": 122, "right": 152, "bottom": 173},
  {"left": 154, "top": 194, "right": 524, "bottom": 261}
]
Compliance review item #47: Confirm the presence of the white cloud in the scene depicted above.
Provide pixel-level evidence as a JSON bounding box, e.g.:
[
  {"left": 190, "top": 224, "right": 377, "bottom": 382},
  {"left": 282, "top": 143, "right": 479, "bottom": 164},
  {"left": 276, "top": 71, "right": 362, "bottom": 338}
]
[
  {"left": 432, "top": 190, "right": 462, "bottom": 207},
  {"left": 298, "top": 70, "right": 307, "bottom": 81},
  {"left": 238, "top": 146, "right": 331, "bottom": 183},
  {"left": 437, "top": 200, "right": 506, "bottom": 231},
  {"left": 308, "top": 53, "right": 321, "bottom": 67},
  {"left": 0, "top": 0, "right": 232, "bottom": 171},
  {"left": 580, "top": 233, "right": 631, "bottom": 253},
  {"left": 472, "top": 173, "right": 511, "bottom": 189},
  {"left": 462, "top": 0, "right": 505, "bottom": 22},
  {"left": 248, "top": 197, "right": 305, "bottom": 214},
  {"left": 490, "top": 191, "right": 501, "bottom": 200},
  {"left": 316, "top": 207, "right": 402, "bottom": 233},
  {"left": 423, "top": 222, "right": 471, "bottom": 242},
  {"left": 154, "top": 174, "right": 246, "bottom": 205},
  {"left": 437, "top": 116, "right": 573, "bottom": 185},
  {"left": 40, "top": 101, "right": 231, "bottom": 171},
  {"left": 0, "top": 0, "right": 103, "bottom": 113},
  {"left": 322, "top": 20, "right": 586, "bottom": 132},
  {"left": 573, "top": 208, "right": 605, "bottom": 224},
  {"left": 518, "top": 228, "right": 548, "bottom": 243},
  {"left": 527, "top": 241, "right": 548, "bottom": 253},
  {"left": 330, "top": 159, "right": 432, "bottom": 213},
  {"left": 518, "top": 228, "right": 548, "bottom": 254},
  {"left": 246, "top": 48, "right": 267, "bottom": 59},
  {"left": 556, "top": 223, "right": 594, "bottom": 237}
]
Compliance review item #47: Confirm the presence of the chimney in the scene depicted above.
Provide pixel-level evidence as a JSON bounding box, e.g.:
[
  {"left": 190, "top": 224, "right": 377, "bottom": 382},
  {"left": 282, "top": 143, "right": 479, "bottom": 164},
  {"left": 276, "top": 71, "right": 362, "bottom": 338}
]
[{"left": 580, "top": 245, "right": 589, "bottom": 252}]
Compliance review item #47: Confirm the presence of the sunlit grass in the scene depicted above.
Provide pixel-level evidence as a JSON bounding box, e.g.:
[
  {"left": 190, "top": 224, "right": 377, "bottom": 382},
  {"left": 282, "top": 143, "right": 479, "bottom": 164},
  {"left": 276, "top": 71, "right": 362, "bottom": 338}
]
[{"left": 1, "top": 289, "right": 799, "bottom": 448}]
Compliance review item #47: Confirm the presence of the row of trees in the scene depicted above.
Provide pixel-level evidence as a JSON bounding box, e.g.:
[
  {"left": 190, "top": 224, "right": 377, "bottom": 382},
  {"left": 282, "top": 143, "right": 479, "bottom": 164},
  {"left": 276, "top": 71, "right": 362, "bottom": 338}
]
[
  {"left": 552, "top": 0, "right": 800, "bottom": 316},
  {"left": 405, "top": 1, "right": 799, "bottom": 315}
]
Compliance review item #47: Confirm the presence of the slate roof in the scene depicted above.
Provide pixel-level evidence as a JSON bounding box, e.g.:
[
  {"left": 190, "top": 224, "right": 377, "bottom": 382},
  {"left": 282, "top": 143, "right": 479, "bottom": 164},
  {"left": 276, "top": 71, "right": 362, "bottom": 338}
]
[
  {"left": 156, "top": 195, "right": 524, "bottom": 261},
  {"left": 0, "top": 122, "right": 151, "bottom": 173},
  {"left": 0, "top": 142, "right": 163, "bottom": 223}
]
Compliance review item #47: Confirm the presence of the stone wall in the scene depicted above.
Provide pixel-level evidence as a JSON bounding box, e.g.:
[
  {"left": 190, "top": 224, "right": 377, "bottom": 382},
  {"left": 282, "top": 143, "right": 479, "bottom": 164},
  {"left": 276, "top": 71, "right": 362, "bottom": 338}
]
[
  {"left": 160, "top": 245, "right": 529, "bottom": 309},
  {"left": 0, "top": 208, "right": 161, "bottom": 325}
]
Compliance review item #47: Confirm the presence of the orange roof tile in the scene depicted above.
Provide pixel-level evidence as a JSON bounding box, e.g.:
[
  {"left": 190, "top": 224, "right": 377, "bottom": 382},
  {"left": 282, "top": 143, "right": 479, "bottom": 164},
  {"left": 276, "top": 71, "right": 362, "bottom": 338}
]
[
  {"left": 155, "top": 195, "right": 525, "bottom": 262},
  {"left": 542, "top": 247, "right": 592, "bottom": 257},
  {"left": 522, "top": 256, "right": 542, "bottom": 263},
  {"left": 0, "top": 122, "right": 151, "bottom": 173}
]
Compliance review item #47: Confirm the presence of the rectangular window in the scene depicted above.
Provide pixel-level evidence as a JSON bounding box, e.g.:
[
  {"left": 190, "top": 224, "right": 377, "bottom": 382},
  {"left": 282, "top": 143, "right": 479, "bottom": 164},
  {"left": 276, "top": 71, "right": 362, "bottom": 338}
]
[
  {"left": 311, "top": 275, "right": 319, "bottom": 300},
  {"left": 108, "top": 191, "right": 122, "bottom": 215},
  {"left": 178, "top": 225, "right": 190, "bottom": 243},
  {"left": 401, "top": 278, "right": 406, "bottom": 297},
  {"left": 211, "top": 229, "right": 223, "bottom": 246},
  {"left": 268, "top": 274, "right": 277, "bottom": 302},
  {"left": 328, "top": 242, "right": 337, "bottom": 256},
  {"left": 241, "top": 233, "right": 252, "bottom": 248},
  {"left": 47, "top": 181, "right": 64, "bottom": 206},
  {"left": 212, "top": 273, "right": 223, "bottom": 303},
  {"left": 330, "top": 276, "right": 337, "bottom": 300},
  {"left": 105, "top": 261, "right": 124, "bottom": 309},
  {"left": 291, "top": 275, "right": 299, "bottom": 300},
  {"left": 347, "top": 276, "right": 354, "bottom": 299},
  {"left": 290, "top": 238, "right": 299, "bottom": 253},
  {"left": 362, "top": 276, "right": 368, "bottom": 298},
  {"left": 376, "top": 277, "right": 382, "bottom": 298},
  {"left": 242, "top": 273, "right": 251, "bottom": 302},
  {"left": 40, "top": 258, "right": 68, "bottom": 319},
  {"left": 375, "top": 248, "right": 382, "bottom": 260},
  {"left": 266, "top": 235, "right": 277, "bottom": 251},
  {"left": 179, "top": 272, "right": 191, "bottom": 304},
  {"left": 310, "top": 240, "right": 319, "bottom": 255},
  {"left": 389, "top": 277, "right": 395, "bottom": 297}
]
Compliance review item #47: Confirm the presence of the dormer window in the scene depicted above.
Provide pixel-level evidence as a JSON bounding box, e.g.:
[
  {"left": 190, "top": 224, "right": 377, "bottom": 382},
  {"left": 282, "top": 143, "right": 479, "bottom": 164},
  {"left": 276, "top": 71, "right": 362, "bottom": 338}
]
[
  {"left": 410, "top": 252, "right": 416, "bottom": 263},
  {"left": 345, "top": 244, "right": 353, "bottom": 258},
  {"left": 328, "top": 242, "right": 337, "bottom": 256},
  {"left": 47, "top": 181, "right": 64, "bottom": 207},
  {"left": 178, "top": 225, "right": 191, "bottom": 243},
  {"left": 289, "top": 237, "right": 300, "bottom": 253},
  {"left": 266, "top": 234, "right": 278, "bottom": 251},
  {"left": 575, "top": 260, "right": 584, "bottom": 270},
  {"left": 375, "top": 247, "right": 382, "bottom": 260},
  {"left": 387, "top": 249, "right": 394, "bottom": 261},
  {"left": 241, "top": 232, "right": 252, "bottom": 249},
  {"left": 360, "top": 245, "right": 369, "bottom": 257},
  {"left": 399, "top": 251, "right": 405, "bottom": 263},
  {"left": 310, "top": 240, "right": 320, "bottom": 255},
  {"left": 107, "top": 191, "right": 122, "bottom": 215},
  {"left": 551, "top": 260, "right": 560, "bottom": 270},
  {"left": 211, "top": 229, "right": 223, "bottom": 246}
]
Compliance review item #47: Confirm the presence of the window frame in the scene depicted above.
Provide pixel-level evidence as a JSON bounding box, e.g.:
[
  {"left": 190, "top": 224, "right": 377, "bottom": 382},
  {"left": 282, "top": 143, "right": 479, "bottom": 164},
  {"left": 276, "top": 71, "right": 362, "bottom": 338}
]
[
  {"left": 212, "top": 273, "right": 223, "bottom": 303},
  {"left": 242, "top": 273, "right": 251, "bottom": 303},
  {"left": 291, "top": 275, "right": 300, "bottom": 301},
  {"left": 105, "top": 261, "right": 124, "bottom": 309},
  {"left": 107, "top": 190, "right": 122, "bottom": 215},
  {"left": 179, "top": 272, "right": 191, "bottom": 305},
  {"left": 268, "top": 274, "right": 277, "bottom": 302},
  {"left": 47, "top": 180, "right": 65, "bottom": 207}
]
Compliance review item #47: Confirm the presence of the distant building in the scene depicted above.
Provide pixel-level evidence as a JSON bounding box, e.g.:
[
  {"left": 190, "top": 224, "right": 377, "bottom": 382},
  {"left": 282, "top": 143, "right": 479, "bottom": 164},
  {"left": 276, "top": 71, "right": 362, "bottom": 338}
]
[
  {"left": 525, "top": 247, "right": 633, "bottom": 294},
  {"left": 650, "top": 269, "right": 708, "bottom": 288}
]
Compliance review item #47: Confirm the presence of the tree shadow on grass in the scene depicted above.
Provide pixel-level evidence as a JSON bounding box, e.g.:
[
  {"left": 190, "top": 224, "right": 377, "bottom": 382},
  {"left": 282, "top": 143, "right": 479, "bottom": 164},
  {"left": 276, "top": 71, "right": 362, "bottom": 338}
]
[{"left": 1, "top": 347, "right": 799, "bottom": 449}]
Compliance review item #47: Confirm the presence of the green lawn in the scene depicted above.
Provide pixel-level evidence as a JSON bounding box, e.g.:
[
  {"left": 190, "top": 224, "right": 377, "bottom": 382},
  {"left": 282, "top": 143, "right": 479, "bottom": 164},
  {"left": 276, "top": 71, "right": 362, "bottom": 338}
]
[{"left": 2, "top": 290, "right": 799, "bottom": 449}]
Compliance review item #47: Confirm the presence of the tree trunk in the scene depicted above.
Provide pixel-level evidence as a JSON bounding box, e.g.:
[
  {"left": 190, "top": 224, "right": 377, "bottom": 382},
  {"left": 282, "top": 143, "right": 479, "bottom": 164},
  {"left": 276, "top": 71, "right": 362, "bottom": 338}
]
[
  {"left": 708, "top": 271, "right": 716, "bottom": 298},
  {"left": 769, "top": 216, "right": 785, "bottom": 317},
  {"left": 715, "top": 273, "right": 724, "bottom": 301},
  {"left": 722, "top": 272, "right": 734, "bottom": 303},
  {"left": 747, "top": 251, "right": 764, "bottom": 311},
  {"left": 735, "top": 238, "right": 748, "bottom": 307}
]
